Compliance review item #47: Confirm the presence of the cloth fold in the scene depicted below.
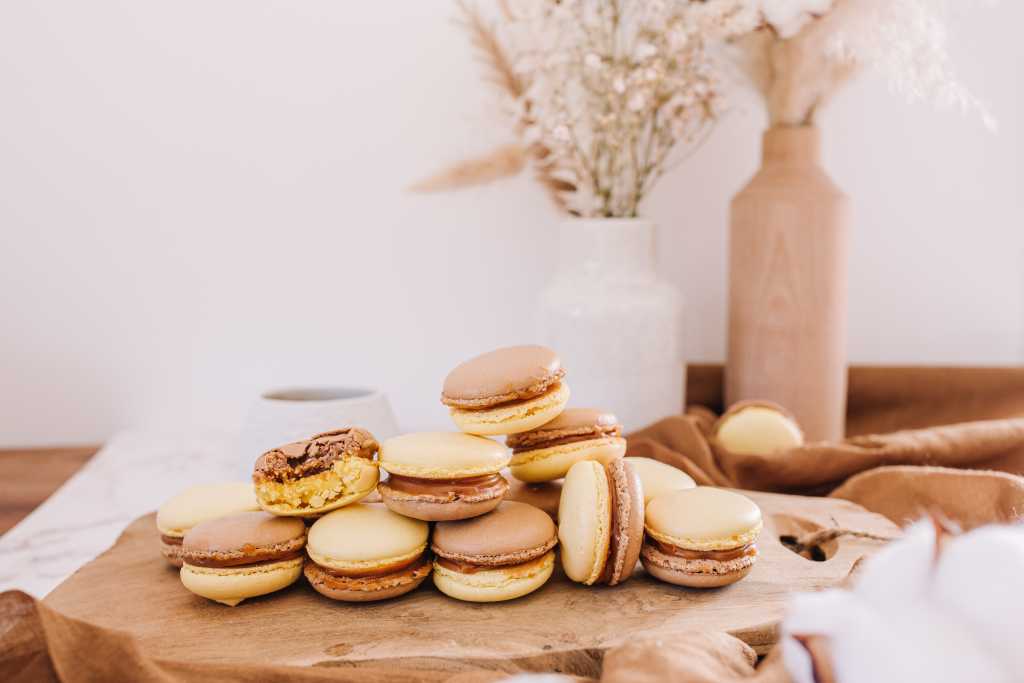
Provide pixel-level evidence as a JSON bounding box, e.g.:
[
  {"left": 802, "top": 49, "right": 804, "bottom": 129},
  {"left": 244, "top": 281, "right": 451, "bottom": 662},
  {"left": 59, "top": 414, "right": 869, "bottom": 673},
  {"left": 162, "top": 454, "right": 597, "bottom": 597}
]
[{"left": 627, "top": 411, "right": 1024, "bottom": 529}]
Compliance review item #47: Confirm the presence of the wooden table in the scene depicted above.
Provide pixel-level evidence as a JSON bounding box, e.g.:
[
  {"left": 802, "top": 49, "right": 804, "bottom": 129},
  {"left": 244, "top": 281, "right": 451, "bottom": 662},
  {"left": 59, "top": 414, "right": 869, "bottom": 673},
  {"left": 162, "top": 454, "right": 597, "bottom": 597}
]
[{"left": 0, "top": 446, "right": 98, "bottom": 534}]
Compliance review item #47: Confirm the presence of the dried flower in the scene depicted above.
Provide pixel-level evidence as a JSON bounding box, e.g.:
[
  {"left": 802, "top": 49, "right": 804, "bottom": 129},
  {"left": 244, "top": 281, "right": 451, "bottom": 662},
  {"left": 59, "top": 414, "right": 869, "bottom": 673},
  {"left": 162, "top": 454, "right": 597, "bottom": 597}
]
[{"left": 731, "top": 0, "right": 995, "bottom": 129}]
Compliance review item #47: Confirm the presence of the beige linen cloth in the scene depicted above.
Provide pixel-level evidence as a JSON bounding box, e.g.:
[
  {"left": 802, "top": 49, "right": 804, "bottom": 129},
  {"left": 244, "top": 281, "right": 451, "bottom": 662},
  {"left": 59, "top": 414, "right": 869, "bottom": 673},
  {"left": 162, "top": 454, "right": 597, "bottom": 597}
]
[{"left": 3, "top": 365, "right": 1023, "bottom": 682}]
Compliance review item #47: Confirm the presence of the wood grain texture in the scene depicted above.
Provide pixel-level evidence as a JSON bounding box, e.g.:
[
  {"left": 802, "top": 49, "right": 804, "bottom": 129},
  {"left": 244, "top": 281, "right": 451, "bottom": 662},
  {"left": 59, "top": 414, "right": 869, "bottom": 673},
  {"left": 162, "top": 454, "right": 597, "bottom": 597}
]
[
  {"left": 44, "top": 491, "right": 898, "bottom": 671},
  {"left": 0, "top": 446, "right": 97, "bottom": 534},
  {"left": 727, "top": 126, "right": 849, "bottom": 443}
]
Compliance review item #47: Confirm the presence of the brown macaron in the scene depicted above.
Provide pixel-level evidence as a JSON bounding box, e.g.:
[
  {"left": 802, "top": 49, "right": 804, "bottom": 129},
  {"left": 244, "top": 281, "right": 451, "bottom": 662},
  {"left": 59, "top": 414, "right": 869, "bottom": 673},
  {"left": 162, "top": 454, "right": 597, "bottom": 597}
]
[
  {"left": 431, "top": 501, "right": 558, "bottom": 602},
  {"left": 179, "top": 512, "right": 307, "bottom": 606},
  {"left": 558, "top": 459, "right": 645, "bottom": 586},
  {"left": 506, "top": 408, "right": 627, "bottom": 482},
  {"left": 253, "top": 427, "right": 380, "bottom": 517},
  {"left": 441, "top": 345, "right": 571, "bottom": 436},
  {"left": 505, "top": 476, "right": 563, "bottom": 521}
]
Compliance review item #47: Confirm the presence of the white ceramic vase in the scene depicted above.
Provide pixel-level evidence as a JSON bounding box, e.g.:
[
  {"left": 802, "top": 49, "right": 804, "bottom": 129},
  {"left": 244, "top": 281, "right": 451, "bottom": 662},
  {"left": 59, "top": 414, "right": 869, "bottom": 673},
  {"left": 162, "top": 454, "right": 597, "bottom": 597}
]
[
  {"left": 237, "top": 387, "right": 399, "bottom": 478},
  {"left": 539, "top": 218, "right": 684, "bottom": 432}
]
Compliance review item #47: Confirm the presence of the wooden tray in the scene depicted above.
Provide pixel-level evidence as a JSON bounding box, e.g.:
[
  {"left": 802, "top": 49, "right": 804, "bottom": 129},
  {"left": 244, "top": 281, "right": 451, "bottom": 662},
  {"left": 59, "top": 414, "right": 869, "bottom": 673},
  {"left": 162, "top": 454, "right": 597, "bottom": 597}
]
[{"left": 44, "top": 491, "right": 897, "bottom": 674}]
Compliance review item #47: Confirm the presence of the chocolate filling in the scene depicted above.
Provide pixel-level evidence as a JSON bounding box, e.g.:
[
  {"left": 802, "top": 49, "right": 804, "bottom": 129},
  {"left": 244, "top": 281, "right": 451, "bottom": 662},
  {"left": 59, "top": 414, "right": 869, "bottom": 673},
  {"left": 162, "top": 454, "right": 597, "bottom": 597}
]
[
  {"left": 160, "top": 535, "right": 183, "bottom": 546},
  {"left": 185, "top": 549, "right": 304, "bottom": 569},
  {"left": 383, "top": 473, "right": 506, "bottom": 499},
  {"left": 254, "top": 427, "right": 377, "bottom": 483},
  {"left": 315, "top": 553, "right": 424, "bottom": 579},
  {"left": 654, "top": 541, "right": 758, "bottom": 562}
]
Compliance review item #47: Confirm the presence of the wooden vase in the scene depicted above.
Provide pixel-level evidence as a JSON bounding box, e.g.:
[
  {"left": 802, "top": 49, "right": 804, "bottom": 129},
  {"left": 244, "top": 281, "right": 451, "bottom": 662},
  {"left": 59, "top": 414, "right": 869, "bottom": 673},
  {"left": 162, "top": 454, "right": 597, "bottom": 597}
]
[{"left": 726, "top": 126, "right": 849, "bottom": 443}]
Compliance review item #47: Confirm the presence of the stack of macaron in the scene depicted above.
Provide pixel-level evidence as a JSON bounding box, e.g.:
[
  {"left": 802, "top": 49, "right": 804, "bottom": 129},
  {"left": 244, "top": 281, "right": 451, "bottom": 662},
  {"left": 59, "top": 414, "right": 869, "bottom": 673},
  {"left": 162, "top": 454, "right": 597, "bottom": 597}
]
[{"left": 159, "top": 343, "right": 773, "bottom": 607}]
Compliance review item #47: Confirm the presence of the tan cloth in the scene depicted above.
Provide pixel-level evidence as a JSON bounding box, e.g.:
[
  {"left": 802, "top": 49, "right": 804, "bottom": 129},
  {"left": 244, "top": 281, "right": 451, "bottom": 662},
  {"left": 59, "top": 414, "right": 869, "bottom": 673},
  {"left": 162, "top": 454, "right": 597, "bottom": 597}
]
[{"left": 628, "top": 365, "right": 1024, "bottom": 529}]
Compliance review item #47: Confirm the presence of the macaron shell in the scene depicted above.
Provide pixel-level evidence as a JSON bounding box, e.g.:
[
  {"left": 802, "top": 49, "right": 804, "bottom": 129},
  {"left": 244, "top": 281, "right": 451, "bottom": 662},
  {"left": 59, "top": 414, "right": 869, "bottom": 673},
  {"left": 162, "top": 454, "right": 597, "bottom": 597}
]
[
  {"left": 377, "top": 487, "right": 506, "bottom": 522},
  {"left": 431, "top": 501, "right": 556, "bottom": 563},
  {"left": 255, "top": 457, "right": 379, "bottom": 517},
  {"left": 432, "top": 551, "right": 555, "bottom": 602},
  {"left": 441, "top": 345, "right": 562, "bottom": 405},
  {"left": 160, "top": 539, "right": 185, "bottom": 568},
  {"left": 624, "top": 457, "right": 696, "bottom": 504},
  {"left": 379, "top": 432, "right": 510, "bottom": 479},
  {"left": 505, "top": 477, "right": 562, "bottom": 521},
  {"left": 183, "top": 512, "right": 306, "bottom": 556},
  {"left": 557, "top": 460, "right": 611, "bottom": 585},
  {"left": 713, "top": 402, "right": 804, "bottom": 456},
  {"left": 306, "top": 503, "right": 429, "bottom": 571},
  {"left": 603, "top": 459, "right": 644, "bottom": 586},
  {"left": 156, "top": 482, "right": 259, "bottom": 537},
  {"left": 640, "top": 542, "right": 757, "bottom": 588},
  {"left": 304, "top": 557, "right": 431, "bottom": 602},
  {"left": 645, "top": 487, "right": 763, "bottom": 551},
  {"left": 509, "top": 436, "right": 625, "bottom": 483},
  {"left": 180, "top": 556, "right": 303, "bottom": 606},
  {"left": 449, "top": 382, "right": 570, "bottom": 436}
]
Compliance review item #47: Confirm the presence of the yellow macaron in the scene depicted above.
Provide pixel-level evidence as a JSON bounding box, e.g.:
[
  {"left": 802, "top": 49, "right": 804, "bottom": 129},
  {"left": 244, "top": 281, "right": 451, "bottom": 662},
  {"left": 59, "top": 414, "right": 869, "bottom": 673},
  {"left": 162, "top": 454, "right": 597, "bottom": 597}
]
[
  {"left": 441, "top": 345, "right": 570, "bottom": 436},
  {"left": 623, "top": 456, "right": 696, "bottom": 504},
  {"left": 713, "top": 401, "right": 804, "bottom": 455},
  {"left": 377, "top": 432, "right": 511, "bottom": 521},
  {"left": 304, "top": 503, "right": 431, "bottom": 602},
  {"left": 507, "top": 408, "right": 626, "bottom": 483},
  {"left": 641, "top": 487, "right": 763, "bottom": 588},
  {"left": 156, "top": 482, "right": 260, "bottom": 567}
]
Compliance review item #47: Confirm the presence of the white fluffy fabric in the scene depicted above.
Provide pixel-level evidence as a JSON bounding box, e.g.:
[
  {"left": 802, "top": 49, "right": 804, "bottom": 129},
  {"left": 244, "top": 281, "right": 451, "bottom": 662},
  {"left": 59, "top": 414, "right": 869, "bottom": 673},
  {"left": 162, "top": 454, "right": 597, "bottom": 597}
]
[{"left": 783, "top": 520, "right": 1024, "bottom": 683}]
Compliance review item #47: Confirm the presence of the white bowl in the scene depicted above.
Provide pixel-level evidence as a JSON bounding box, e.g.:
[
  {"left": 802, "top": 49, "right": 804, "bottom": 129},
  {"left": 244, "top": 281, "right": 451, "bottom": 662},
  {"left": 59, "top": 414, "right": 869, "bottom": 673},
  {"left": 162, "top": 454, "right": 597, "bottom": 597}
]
[{"left": 238, "top": 387, "right": 399, "bottom": 478}]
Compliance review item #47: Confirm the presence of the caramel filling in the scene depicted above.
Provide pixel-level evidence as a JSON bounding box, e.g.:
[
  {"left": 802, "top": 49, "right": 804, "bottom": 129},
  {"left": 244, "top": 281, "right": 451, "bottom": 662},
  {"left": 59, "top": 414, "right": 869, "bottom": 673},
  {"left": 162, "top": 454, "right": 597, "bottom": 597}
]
[
  {"left": 315, "top": 554, "right": 424, "bottom": 579},
  {"left": 160, "top": 534, "right": 183, "bottom": 546},
  {"left": 511, "top": 428, "right": 621, "bottom": 454},
  {"left": 384, "top": 473, "right": 506, "bottom": 499},
  {"left": 185, "top": 549, "right": 304, "bottom": 569},
  {"left": 435, "top": 552, "right": 551, "bottom": 576},
  {"left": 654, "top": 541, "right": 758, "bottom": 562}
]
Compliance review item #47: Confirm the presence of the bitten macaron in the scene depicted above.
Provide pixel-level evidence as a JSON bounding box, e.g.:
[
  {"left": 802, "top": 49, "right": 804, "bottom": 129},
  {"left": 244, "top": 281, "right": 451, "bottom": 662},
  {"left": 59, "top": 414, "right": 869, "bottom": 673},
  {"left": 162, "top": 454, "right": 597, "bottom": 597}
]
[
  {"left": 304, "top": 503, "right": 431, "bottom": 602},
  {"left": 156, "top": 482, "right": 260, "bottom": 567},
  {"left": 558, "top": 459, "right": 644, "bottom": 586},
  {"left": 179, "top": 511, "right": 306, "bottom": 606},
  {"left": 713, "top": 401, "right": 804, "bottom": 455},
  {"left": 441, "top": 345, "right": 570, "bottom": 436},
  {"left": 641, "top": 487, "right": 762, "bottom": 588},
  {"left": 623, "top": 456, "right": 696, "bottom": 504},
  {"left": 506, "top": 408, "right": 626, "bottom": 483},
  {"left": 378, "top": 432, "right": 510, "bottom": 521},
  {"left": 253, "top": 427, "right": 379, "bottom": 517},
  {"left": 432, "top": 501, "right": 557, "bottom": 602}
]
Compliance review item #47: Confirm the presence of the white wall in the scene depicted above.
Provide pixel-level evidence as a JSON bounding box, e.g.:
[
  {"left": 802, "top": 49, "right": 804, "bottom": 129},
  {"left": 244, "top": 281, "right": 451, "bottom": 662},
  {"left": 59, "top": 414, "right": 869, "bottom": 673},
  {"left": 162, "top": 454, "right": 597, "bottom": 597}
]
[{"left": 1, "top": 2, "right": 1021, "bottom": 447}]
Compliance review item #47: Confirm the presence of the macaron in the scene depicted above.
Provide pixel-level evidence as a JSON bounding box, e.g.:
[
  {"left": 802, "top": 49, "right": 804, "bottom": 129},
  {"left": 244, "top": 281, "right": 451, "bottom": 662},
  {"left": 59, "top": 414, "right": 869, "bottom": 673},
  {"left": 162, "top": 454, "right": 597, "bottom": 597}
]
[
  {"left": 623, "top": 456, "right": 696, "bottom": 504},
  {"left": 641, "top": 487, "right": 763, "bottom": 588},
  {"left": 441, "top": 345, "right": 570, "bottom": 436},
  {"left": 156, "top": 482, "right": 260, "bottom": 567},
  {"left": 505, "top": 476, "right": 562, "bottom": 521},
  {"left": 713, "top": 401, "right": 804, "bottom": 455},
  {"left": 506, "top": 408, "right": 626, "bottom": 483},
  {"left": 377, "top": 432, "right": 511, "bottom": 521},
  {"left": 179, "top": 511, "right": 306, "bottom": 606},
  {"left": 432, "top": 501, "right": 557, "bottom": 602},
  {"left": 557, "top": 459, "right": 644, "bottom": 586},
  {"left": 253, "top": 427, "right": 379, "bottom": 517},
  {"left": 304, "top": 503, "right": 431, "bottom": 602}
]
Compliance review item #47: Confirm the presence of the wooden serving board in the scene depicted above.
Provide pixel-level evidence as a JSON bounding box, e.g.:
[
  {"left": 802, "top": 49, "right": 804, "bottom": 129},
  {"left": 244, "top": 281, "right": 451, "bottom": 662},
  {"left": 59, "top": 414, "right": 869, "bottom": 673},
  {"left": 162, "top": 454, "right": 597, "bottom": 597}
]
[{"left": 44, "top": 491, "right": 897, "bottom": 675}]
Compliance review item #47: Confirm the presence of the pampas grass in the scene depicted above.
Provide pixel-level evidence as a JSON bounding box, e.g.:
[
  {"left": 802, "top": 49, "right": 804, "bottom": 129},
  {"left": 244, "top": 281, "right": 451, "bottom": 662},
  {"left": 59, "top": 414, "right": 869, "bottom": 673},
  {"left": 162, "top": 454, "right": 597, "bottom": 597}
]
[{"left": 410, "top": 1, "right": 573, "bottom": 212}]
